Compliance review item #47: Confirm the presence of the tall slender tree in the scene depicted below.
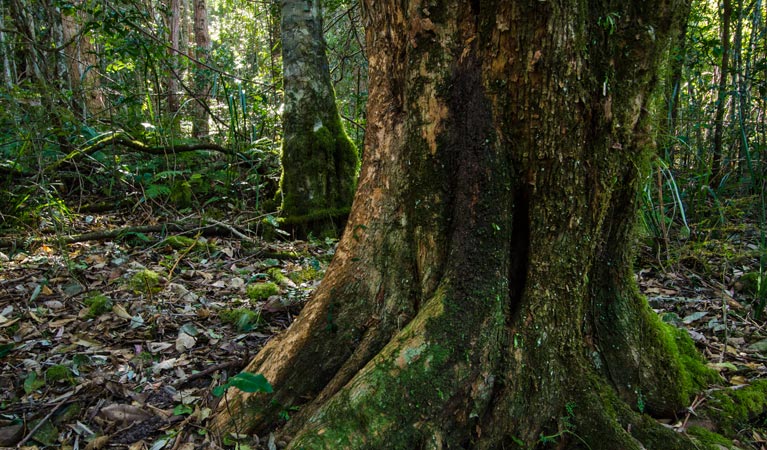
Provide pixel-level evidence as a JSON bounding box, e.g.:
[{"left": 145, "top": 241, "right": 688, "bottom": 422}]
[
  {"left": 711, "top": 0, "right": 733, "bottom": 184},
  {"left": 277, "top": 0, "right": 358, "bottom": 235},
  {"left": 214, "top": 1, "right": 711, "bottom": 448},
  {"left": 192, "top": 0, "right": 211, "bottom": 138}
]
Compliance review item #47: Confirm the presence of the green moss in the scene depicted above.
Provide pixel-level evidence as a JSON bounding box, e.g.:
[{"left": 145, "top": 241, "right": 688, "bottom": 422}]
[
  {"left": 288, "top": 266, "right": 321, "bottom": 284},
  {"left": 45, "top": 365, "right": 73, "bottom": 384},
  {"left": 706, "top": 380, "right": 767, "bottom": 436},
  {"left": 663, "top": 322, "right": 722, "bottom": 393},
  {"left": 267, "top": 268, "right": 289, "bottom": 285},
  {"left": 246, "top": 282, "right": 279, "bottom": 300},
  {"left": 686, "top": 426, "right": 734, "bottom": 449},
  {"left": 83, "top": 293, "right": 112, "bottom": 318},
  {"left": 220, "top": 308, "right": 262, "bottom": 331},
  {"left": 130, "top": 269, "right": 161, "bottom": 294},
  {"left": 161, "top": 235, "right": 198, "bottom": 249}
]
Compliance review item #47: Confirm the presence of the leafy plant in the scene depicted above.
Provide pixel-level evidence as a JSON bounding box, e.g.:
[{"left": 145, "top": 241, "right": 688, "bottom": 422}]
[{"left": 212, "top": 372, "right": 273, "bottom": 397}]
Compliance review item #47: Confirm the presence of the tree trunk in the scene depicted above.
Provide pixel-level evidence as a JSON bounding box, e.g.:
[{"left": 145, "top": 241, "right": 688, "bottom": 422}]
[
  {"left": 214, "top": 2, "right": 712, "bottom": 448},
  {"left": 277, "top": 0, "right": 358, "bottom": 236},
  {"left": 0, "top": 7, "right": 15, "bottom": 88},
  {"left": 167, "top": 0, "right": 181, "bottom": 121},
  {"left": 192, "top": 0, "right": 211, "bottom": 139},
  {"left": 711, "top": 0, "right": 732, "bottom": 186},
  {"left": 60, "top": 0, "right": 104, "bottom": 117}
]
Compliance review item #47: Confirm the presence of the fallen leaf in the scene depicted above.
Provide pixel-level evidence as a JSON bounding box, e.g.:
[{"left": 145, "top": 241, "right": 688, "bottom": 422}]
[
  {"left": 98, "top": 404, "right": 153, "bottom": 425},
  {"left": 112, "top": 304, "right": 133, "bottom": 320},
  {"left": 84, "top": 435, "right": 110, "bottom": 450},
  {"left": 0, "top": 423, "right": 23, "bottom": 446},
  {"left": 148, "top": 342, "right": 173, "bottom": 353},
  {"left": 682, "top": 311, "right": 708, "bottom": 324},
  {"left": 747, "top": 338, "right": 767, "bottom": 353},
  {"left": 151, "top": 358, "right": 177, "bottom": 374},
  {"left": 175, "top": 332, "right": 196, "bottom": 352}
]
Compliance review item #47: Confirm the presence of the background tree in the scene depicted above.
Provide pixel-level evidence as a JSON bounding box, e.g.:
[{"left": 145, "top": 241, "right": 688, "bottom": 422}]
[
  {"left": 61, "top": 0, "right": 104, "bottom": 117},
  {"left": 212, "top": 1, "right": 711, "bottom": 448},
  {"left": 277, "top": 0, "right": 358, "bottom": 235},
  {"left": 192, "top": 0, "right": 211, "bottom": 138}
]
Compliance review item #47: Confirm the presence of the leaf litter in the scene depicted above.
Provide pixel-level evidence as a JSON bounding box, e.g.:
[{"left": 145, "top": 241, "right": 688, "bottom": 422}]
[
  {"left": 0, "top": 214, "right": 333, "bottom": 449},
  {"left": 0, "top": 212, "right": 766, "bottom": 448}
]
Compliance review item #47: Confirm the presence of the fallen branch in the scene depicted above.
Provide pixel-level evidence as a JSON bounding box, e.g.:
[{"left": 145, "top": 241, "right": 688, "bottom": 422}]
[
  {"left": 0, "top": 220, "right": 257, "bottom": 249},
  {"left": 47, "top": 133, "right": 246, "bottom": 173}
]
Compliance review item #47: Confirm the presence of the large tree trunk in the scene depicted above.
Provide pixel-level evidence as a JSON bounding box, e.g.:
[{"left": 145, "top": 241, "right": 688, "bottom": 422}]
[
  {"left": 277, "top": 0, "right": 358, "bottom": 235},
  {"left": 214, "top": 2, "right": 711, "bottom": 448}
]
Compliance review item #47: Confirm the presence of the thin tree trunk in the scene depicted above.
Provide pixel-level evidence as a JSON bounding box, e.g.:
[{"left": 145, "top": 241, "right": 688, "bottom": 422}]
[
  {"left": 167, "top": 0, "right": 181, "bottom": 121},
  {"left": 711, "top": 0, "right": 733, "bottom": 186},
  {"left": 0, "top": 9, "right": 14, "bottom": 88},
  {"left": 213, "top": 2, "right": 706, "bottom": 448},
  {"left": 192, "top": 0, "right": 211, "bottom": 139}
]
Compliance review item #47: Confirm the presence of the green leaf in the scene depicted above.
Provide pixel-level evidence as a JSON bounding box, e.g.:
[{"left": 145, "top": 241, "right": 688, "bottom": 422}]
[
  {"left": 179, "top": 323, "right": 200, "bottom": 337},
  {"left": 23, "top": 372, "right": 46, "bottom": 394},
  {"left": 264, "top": 214, "right": 280, "bottom": 227},
  {"left": 213, "top": 372, "right": 273, "bottom": 397},
  {"left": 0, "top": 343, "right": 14, "bottom": 358},
  {"left": 173, "top": 404, "right": 194, "bottom": 415},
  {"left": 682, "top": 311, "right": 708, "bottom": 324},
  {"left": 228, "top": 372, "right": 273, "bottom": 394}
]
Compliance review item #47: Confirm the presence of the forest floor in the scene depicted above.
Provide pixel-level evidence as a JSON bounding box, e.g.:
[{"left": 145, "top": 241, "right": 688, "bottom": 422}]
[{"left": 0, "top": 211, "right": 766, "bottom": 449}]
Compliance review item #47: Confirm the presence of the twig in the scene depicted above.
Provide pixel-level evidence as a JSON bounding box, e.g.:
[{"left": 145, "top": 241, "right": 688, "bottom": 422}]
[
  {"left": 16, "top": 392, "right": 72, "bottom": 447},
  {"left": 206, "top": 219, "right": 254, "bottom": 242},
  {"left": 173, "top": 358, "right": 247, "bottom": 388}
]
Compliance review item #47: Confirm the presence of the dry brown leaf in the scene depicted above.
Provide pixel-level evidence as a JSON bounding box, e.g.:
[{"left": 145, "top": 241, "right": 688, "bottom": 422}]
[
  {"left": 98, "top": 404, "right": 153, "bottom": 425},
  {"left": 112, "top": 304, "right": 133, "bottom": 320},
  {"left": 84, "top": 435, "right": 110, "bottom": 450}
]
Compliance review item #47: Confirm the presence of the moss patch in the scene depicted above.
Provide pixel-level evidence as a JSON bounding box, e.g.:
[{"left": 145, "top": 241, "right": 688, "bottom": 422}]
[
  {"left": 686, "top": 426, "right": 734, "bottom": 449},
  {"left": 246, "top": 282, "right": 279, "bottom": 301},
  {"left": 705, "top": 380, "right": 767, "bottom": 436},
  {"left": 83, "top": 293, "right": 112, "bottom": 318},
  {"left": 45, "top": 365, "right": 73, "bottom": 384},
  {"left": 130, "top": 269, "right": 161, "bottom": 295}
]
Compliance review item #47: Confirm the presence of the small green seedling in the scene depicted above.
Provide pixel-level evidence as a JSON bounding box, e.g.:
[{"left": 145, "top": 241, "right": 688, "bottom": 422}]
[{"left": 213, "top": 372, "right": 273, "bottom": 397}]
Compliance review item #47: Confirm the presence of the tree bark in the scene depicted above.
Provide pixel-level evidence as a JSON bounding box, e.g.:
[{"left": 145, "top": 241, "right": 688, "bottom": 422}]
[
  {"left": 192, "top": 0, "right": 211, "bottom": 139},
  {"left": 167, "top": 0, "right": 181, "bottom": 120},
  {"left": 214, "top": 2, "right": 710, "bottom": 448},
  {"left": 711, "top": 0, "right": 732, "bottom": 186},
  {"left": 60, "top": 0, "right": 104, "bottom": 116},
  {"left": 0, "top": 6, "right": 15, "bottom": 88},
  {"left": 277, "top": 0, "right": 358, "bottom": 236}
]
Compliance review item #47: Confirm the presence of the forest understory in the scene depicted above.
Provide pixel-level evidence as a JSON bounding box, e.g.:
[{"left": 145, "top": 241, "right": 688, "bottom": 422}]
[{"left": 0, "top": 203, "right": 766, "bottom": 450}]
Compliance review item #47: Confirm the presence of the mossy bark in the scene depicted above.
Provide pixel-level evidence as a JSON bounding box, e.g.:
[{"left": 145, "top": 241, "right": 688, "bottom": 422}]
[
  {"left": 278, "top": 0, "right": 359, "bottom": 237},
  {"left": 213, "top": 1, "right": 703, "bottom": 448}
]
